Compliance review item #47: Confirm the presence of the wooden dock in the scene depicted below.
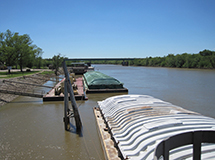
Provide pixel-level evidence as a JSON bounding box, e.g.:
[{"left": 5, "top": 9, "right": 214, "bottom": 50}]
[{"left": 43, "top": 77, "right": 87, "bottom": 101}]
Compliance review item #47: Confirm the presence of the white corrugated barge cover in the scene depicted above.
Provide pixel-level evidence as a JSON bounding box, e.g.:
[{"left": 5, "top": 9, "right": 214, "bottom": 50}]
[{"left": 97, "top": 95, "right": 215, "bottom": 160}]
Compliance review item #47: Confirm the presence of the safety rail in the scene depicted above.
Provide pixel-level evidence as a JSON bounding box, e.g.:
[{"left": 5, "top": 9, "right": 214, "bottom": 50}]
[{"left": 154, "top": 131, "right": 215, "bottom": 160}]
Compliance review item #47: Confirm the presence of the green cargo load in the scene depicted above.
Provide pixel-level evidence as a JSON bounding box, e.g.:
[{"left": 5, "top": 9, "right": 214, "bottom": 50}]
[{"left": 83, "top": 71, "right": 124, "bottom": 90}]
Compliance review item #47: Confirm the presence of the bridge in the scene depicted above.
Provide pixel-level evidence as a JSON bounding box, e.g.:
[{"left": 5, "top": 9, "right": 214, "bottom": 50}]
[
  {"left": 65, "top": 58, "right": 135, "bottom": 66},
  {"left": 65, "top": 58, "right": 135, "bottom": 61}
]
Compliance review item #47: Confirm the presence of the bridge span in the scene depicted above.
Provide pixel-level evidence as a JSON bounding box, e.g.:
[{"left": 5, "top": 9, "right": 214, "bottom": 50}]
[{"left": 65, "top": 58, "right": 135, "bottom": 61}]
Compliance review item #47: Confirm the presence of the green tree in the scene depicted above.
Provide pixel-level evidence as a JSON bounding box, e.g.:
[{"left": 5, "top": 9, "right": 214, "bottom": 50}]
[
  {"left": 32, "top": 47, "right": 43, "bottom": 69},
  {"left": 175, "top": 54, "right": 184, "bottom": 68},
  {"left": 166, "top": 54, "right": 176, "bottom": 67},
  {"left": 0, "top": 30, "right": 18, "bottom": 73},
  {"left": 52, "top": 53, "right": 64, "bottom": 75},
  {"left": 0, "top": 29, "right": 43, "bottom": 73},
  {"left": 199, "top": 49, "right": 213, "bottom": 56},
  {"left": 0, "top": 32, "right": 4, "bottom": 64},
  {"left": 15, "top": 34, "right": 34, "bottom": 72},
  {"left": 190, "top": 54, "right": 201, "bottom": 68},
  {"left": 210, "top": 52, "right": 215, "bottom": 68}
]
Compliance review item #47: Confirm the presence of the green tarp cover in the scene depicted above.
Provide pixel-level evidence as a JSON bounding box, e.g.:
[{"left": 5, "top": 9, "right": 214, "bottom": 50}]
[{"left": 83, "top": 71, "right": 123, "bottom": 89}]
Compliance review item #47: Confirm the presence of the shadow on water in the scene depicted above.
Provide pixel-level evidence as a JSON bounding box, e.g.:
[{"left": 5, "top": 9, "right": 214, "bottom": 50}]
[{"left": 66, "top": 119, "right": 83, "bottom": 137}]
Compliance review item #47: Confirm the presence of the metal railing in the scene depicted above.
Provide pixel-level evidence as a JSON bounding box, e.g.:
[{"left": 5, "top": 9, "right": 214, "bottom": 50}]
[{"left": 154, "top": 130, "right": 215, "bottom": 160}]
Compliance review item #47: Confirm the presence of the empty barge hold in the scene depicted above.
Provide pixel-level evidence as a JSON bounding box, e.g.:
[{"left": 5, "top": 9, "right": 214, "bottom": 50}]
[
  {"left": 95, "top": 95, "right": 215, "bottom": 160},
  {"left": 83, "top": 71, "right": 128, "bottom": 93}
]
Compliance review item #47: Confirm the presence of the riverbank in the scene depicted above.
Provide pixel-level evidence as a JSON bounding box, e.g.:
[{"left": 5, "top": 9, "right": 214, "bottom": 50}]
[{"left": 0, "top": 70, "right": 55, "bottom": 107}]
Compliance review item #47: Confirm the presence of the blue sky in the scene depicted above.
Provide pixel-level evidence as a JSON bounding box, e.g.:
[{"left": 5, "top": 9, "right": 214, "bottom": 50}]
[{"left": 1, "top": 0, "right": 215, "bottom": 58}]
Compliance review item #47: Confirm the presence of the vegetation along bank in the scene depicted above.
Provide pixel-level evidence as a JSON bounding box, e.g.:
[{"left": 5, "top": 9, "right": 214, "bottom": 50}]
[{"left": 91, "top": 49, "right": 215, "bottom": 69}]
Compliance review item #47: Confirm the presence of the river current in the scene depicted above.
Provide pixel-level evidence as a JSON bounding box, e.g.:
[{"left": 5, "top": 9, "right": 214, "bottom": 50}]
[{"left": 0, "top": 64, "right": 215, "bottom": 159}]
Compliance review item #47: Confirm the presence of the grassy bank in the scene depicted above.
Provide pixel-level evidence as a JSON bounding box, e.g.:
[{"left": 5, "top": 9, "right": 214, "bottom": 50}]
[
  {"left": 40, "top": 71, "right": 54, "bottom": 75},
  {"left": 0, "top": 71, "right": 40, "bottom": 79}
]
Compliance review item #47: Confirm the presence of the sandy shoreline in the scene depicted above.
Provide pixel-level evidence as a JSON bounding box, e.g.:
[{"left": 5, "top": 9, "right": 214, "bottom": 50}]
[{"left": 0, "top": 71, "right": 55, "bottom": 107}]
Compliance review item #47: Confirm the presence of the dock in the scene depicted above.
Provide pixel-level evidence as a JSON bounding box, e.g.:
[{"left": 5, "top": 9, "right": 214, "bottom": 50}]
[{"left": 43, "top": 77, "right": 87, "bottom": 101}]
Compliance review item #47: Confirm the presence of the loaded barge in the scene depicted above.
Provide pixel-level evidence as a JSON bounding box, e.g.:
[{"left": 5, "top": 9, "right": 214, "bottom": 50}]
[
  {"left": 94, "top": 94, "right": 215, "bottom": 160},
  {"left": 83, "top": 71, "right": 128, "bottom": 93}
]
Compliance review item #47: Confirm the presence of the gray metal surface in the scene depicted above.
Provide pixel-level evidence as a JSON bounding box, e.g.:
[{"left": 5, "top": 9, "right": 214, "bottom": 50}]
[{"left": 98, "top": 95, "right": 215, "bottom": 160}]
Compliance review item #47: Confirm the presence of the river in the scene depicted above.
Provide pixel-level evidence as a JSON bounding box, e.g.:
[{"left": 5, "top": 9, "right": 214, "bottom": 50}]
[{"left": 0, "top": 64, "right": 215, "bottom": 159}]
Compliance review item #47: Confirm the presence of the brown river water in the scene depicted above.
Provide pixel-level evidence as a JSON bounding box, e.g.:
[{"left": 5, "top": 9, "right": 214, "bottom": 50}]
[{"left": 1, "top": 64, "right": 215, "bottom": 159}]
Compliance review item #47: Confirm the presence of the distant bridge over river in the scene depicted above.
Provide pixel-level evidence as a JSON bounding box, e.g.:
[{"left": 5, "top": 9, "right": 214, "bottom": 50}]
[
  {"left": 66, "top": 58, "right": 135, "bottom": 66},
  {"left": 66, "top": 58, "right": 135, "bottom": 61}
]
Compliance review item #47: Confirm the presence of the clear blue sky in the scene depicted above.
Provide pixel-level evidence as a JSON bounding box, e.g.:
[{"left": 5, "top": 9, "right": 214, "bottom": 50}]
[{"left": 1, "top": 0, "right": 215, "bottom": 58}]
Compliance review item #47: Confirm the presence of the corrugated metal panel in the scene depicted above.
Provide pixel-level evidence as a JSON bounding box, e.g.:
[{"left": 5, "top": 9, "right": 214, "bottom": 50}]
[{"left": 98, "top": 95, "right": 215, "bottom": 160}]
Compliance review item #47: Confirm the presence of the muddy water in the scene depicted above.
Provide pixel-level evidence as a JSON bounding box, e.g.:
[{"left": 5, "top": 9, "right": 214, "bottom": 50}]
[
  {"left": 95, "top": 64, "right": 215, "bottom": 118},
  {"left": 1, "top": 64, "right": 215, "bottom": 159}
]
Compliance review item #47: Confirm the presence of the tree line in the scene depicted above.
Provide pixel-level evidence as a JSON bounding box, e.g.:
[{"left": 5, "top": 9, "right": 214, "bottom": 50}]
[
  {"left": 90, "top": 50, "right": 215, "bottom": 69},
  {"left": 130, "top": 50, "right": 215, "bottom": 69}
]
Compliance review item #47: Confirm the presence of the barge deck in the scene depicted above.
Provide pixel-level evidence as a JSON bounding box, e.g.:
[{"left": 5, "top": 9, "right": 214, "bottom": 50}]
[
  {"left": 43, "top": 77, "right": 87, "bottom": 101},
  {"left": 95, "top": 94, "right": 215, "bottom": 160}
]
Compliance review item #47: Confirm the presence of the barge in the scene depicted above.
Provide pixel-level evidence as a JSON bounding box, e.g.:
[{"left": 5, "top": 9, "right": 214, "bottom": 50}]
[
  {"left": 70, "top": 62, "right": 87, "bottom": 75},
  {"left": 43, "top": 77, "right": 87, "bottom": 101},
  {"left": 94, "top": 94, "right": 215, "bottom": 160},
  {"left": 83, "top": 71, "right": 128, "bottom": 93}
]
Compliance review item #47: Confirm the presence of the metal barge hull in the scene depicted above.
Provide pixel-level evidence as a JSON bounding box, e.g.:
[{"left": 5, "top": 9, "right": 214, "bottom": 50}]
[{"left": 95, "top": 94, "right": 215, "bottom": 160}]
